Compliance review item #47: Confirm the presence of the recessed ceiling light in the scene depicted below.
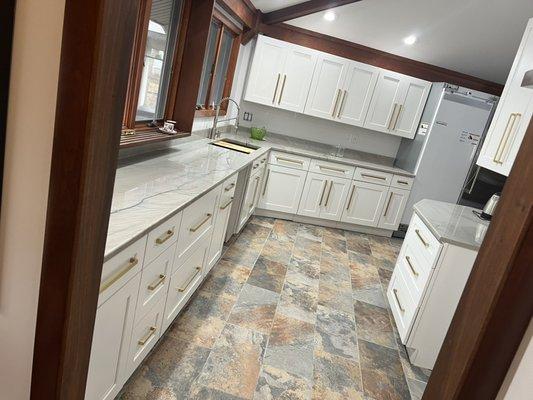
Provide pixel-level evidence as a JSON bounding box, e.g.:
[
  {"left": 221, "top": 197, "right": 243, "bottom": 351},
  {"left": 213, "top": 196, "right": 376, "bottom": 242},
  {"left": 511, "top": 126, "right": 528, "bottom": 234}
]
[
  {"left": 323, "top": 11, "right": 336, "bottom": 21},
  {"left": 403, "top": 35, "right": 417, "bottom": 45}
]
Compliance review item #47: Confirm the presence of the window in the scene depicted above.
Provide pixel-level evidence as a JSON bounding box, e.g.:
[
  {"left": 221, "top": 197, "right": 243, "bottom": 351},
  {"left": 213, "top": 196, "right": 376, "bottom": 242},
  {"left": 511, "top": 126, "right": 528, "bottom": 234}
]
[{"left": 195, "top": 10, "right": 241, "bottom": 116}]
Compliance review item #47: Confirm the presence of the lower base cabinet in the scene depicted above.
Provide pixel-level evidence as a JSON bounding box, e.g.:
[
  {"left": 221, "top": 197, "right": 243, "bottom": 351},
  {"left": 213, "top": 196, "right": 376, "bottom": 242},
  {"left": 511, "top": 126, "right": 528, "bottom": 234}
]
[
  {"left": 298, "top": 172, "right": 350, "bottom": 221},
  {"left": 340, "top": 181, "right": 388, "bottom": 226},
  {"left": 259, "top": 164, "right": 307, "bottom": 214},
  {"left": 377, "top": 187, "right": 409, "bottom": 230}
]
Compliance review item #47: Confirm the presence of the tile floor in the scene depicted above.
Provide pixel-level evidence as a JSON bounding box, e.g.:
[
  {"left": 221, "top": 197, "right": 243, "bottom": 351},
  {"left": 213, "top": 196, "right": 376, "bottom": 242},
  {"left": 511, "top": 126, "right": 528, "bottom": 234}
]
[{"left": 118, "top": 217, "right": 431, "bottom": 400}]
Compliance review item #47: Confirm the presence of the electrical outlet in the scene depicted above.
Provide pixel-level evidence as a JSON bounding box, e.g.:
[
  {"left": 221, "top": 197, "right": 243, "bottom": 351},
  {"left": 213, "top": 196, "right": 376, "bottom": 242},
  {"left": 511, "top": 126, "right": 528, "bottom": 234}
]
[
  {"left": 243, "top": 112, "right": 253, "bottom": 122},
  {"left": 349, "top": 134, "right": 357, "bottom": 144}
]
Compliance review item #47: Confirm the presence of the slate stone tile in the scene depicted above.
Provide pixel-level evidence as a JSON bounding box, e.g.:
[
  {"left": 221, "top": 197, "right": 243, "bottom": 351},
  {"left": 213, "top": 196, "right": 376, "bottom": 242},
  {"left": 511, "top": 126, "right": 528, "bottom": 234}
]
[
  {"left": 247, "top": 256, "right": 287, "bottom": 294},
  {"left": 314, "top": 306, "right": 358, "bottom": 361},
  {"left": 322, "top": 235, "right": 347, "bottom": 255},
  {"left": 197, "top": 323, "right": 267, "bottom": 399},
  {"left": 312, "top": 351, "right": 363, "bottom": 400},
  {"left": 264, "top": 313, "right": 315, "bottom": 380},
  {"left": 377, "top": 267, "right": 393, "bottom": 292},
  {"left": 228, "top": 283, "right": 279, "bottom": 334},
  {"left": 345, "top": 231, "right": 372, "bottom": 256},
  {"left": 359, "top": 340, "right": 410, "bottom": 400},
  {"left": 201, "top": 259, "right": 251, "bottom": 298},
  {"left": 291, "top": 236, "right": 322, "bottom": 265},
  {"left": 254, "top": 365, "right": 312, "bottom": 400},
  {"left": 321, "top": 227, "right": 346, "bottom": 240},
  {"left": 271, "top": 219, "right": 300, "bottom": 242},
  {"left": 260, "top": 236, "right": 294, "bottom": 265},
  {"left": 320, "top": 252, "right": 351, "bottom": 287},
  {"left": 297, "top": 224, "right": 323, "bottom": 242},
  {"left": 222, "top": 224, "right": 272, "bottom": 267},
  {"left": 407, "top": 378, "right": 427, "bottom": 400},
  {"left": 350, "top": 254, "right": 387, "bottom": 308},
  {"left": 318, "top": 280, "right": 354, "bottom": 315},
  {"left": 118, "top": 336, "right": 210, "bottom": 400},
  {"left": 278, "top": 270, "right": 319, "bottom": 324},
  {"left": 189, "top": 385, "right": 246, "bottom": 400},
  {"left": 250, "top": 216, "right": 276, "bottom": 229},
  {"left": 354, "top": 300, "right": 396, "bottom": 349},
  {"left": 288, "top": 258, "right": 321, "bottom": 283}
]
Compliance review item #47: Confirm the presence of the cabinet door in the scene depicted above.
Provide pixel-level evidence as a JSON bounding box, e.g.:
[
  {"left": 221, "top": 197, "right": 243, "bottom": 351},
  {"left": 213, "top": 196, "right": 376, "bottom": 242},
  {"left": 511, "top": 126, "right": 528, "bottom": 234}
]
[
  {"left": 238, "top": 172, "right": 260, "bottom": 232},
  {"left": 392, "top": 77, "right": 431, "bottom": 138},
  {"left": 304, "top": 53, "right": 349, "bottom": 120},
  {"left": 277, "top": 46, "right": 317, "bottom": 112},
  {"left": 85, "top": 274, "right": 140, "bottom": 400},
  {"left": 259, "top": 164, "right": 307, "bottom": 214},
  {"left": 336, "top": 61, "right": 379, "bottom": 127},
  {"left": 364, "top": 69, "right": 404, "bottom": 133},
  {"left": 207, "top": 187, "right": 233, "bottom": 272},
  {"left": 340, "top": 181, "right": 388, "bottom": 227},
  {"left": 298, "top": 172, "right": 328, "bottom": 218},
  {"left": 477, "top": 22, "right": 533, "bottom": 176},
  {"left": 378, "top": 187, "right": 410, "bottom": 230},
  {"left": 244, "top": 36, "right": 286, "bottom": 106},
  {"left": 320, "top": 176, "right": 351, "bottom": 221}
]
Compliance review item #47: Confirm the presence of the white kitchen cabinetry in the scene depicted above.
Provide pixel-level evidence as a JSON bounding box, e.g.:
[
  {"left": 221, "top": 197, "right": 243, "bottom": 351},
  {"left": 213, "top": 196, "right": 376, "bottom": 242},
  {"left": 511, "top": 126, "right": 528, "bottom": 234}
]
[
  {"left": 477, "top": 18, "right": 533, "bottom": 176},
  {"left": 298, "top": 173, "right": 350, "bottom": 221},
  {"left": 244, "top": 35, "right": 317, "bottom": 113},
  {"left": 365, "top": 70, "right": 431, "bottom": 138},
  {"left": 238, "top": 168, "right": 263, "bottom": 231},
  {"left": 340, "top": 181, "right": 388, "bottom": 226},
  {"left": 259, "top": 164, "right": 307, "bottom": 214},
  {"left": 377, "top": 187, "right": 410, "bottom": 230}
]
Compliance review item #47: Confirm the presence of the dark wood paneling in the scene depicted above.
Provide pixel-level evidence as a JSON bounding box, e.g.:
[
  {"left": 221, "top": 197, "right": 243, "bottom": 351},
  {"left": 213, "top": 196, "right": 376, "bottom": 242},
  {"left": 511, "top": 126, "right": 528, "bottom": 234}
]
[
  {"left": 260, "top": 23, "right": 503, "bottom": 96},
  {"left": 0, "top": 0, "right": 16, "bottom": 210},
  {"left": 262, "top": 0, "right": 362, "bottom": 25},
  {"left": 424, "top": 117, "right": 533, "bottom": 399},
  {"left": 217, "top": 0, "right": 256, "bottom": 28},
  {"left": 30, "top": 0, "right": 141, "bottom": 398},
  {"left": 171, "top": 0, "right": 216, "bottom": 132}
]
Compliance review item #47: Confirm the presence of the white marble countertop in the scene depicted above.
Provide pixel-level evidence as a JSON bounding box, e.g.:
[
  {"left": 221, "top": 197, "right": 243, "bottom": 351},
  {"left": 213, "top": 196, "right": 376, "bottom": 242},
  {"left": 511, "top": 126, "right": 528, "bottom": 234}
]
[{"left": 413, "top": 199, "right": 490, "bottom": 251}]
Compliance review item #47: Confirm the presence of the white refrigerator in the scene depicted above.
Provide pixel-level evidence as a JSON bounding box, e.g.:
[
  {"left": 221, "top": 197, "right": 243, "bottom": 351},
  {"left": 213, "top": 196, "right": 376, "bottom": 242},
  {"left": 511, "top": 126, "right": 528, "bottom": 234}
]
[{"left": 395, "top": 83, "right": 499, "bottom": 225}]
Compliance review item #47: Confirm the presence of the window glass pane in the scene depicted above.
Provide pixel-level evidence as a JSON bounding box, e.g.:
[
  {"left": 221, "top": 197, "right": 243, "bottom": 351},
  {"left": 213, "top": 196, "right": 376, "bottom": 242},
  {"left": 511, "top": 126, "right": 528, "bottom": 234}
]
[
  {"left": 212, "top": 30, "right": 234, "bottom": 106},
  {"left": 136, "top": 0, "right": 182, "bottom": 122},
  {"left": 196, "top": 21, "right": 221, "bottom": 109}
]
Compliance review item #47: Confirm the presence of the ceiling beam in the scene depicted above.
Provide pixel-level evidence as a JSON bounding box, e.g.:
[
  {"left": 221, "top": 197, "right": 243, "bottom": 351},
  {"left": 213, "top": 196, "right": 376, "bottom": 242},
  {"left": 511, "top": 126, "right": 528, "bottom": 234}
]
[
  {"left": 217, "top": 0, "right": 257, "bottom": 28},
  {"left": 262, "top": 0, "right": 362, "bottom": 25}
]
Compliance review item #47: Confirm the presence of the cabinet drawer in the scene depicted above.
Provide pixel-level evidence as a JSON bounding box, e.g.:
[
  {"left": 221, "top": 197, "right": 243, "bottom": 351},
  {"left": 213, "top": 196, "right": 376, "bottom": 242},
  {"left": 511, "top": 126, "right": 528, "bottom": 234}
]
[
  {"left": 391, "top": 174, "right": 414, "bottom": 190},
  {"left": 221, "top": 174, "right": 238, "bottom": 198},
  {"left": 388, "top": 267, "right": 417, "bottom": 343},
  {"left": 396, "top": 242, "right": 432, "bottom": 301},
  {"left": 174, "top": 188, "right": 217, "bottom": 268},
  {"left": 405, "top": 213, "right": 441, "bottom": 266},
  {"left": 145, "top": 212, "right": 182, "bottom": 265},
  {"left": 163, "top": 240, "right": 208, "bottom": 332},
  {"left": 99, "top": 236, "right": 146, "bottom": 306},
  {"left": 354, "top": 167, "right": 393, "bottom": 186},
  {"left": 135, "top": 243, "right": 175, "bottom": 325},
  {"left": 309, "top": 159, "right": 355, "bottom": 179},
  {"left": 251, "top": 153, "right": 268, "bottom": 173},
  {"left": 269, "top": 151, "right": 311, "bottom": 170}
]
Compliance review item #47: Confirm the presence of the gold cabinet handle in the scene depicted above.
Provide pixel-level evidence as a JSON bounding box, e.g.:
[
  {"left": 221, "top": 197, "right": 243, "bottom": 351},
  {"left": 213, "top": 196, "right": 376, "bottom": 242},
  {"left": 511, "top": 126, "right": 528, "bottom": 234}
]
[
  {"left": 249, "top": 176, "right": 260, "bottom": 208},
  {"left": 148, "top": 274, "right": 166, "bottom": 291},
  {"left": 397, "top": 180, "right": 409, "bottom": 185},
  {"left": 392, "top": 104, "right": 403, "bottom": 130},
  {"left": 362, "top": 173, "right": 387, "bottom": 181},
  {"left": 220, "top": 197, "right": 234, "bottom": 210},
  {"left": 272, "top": 73, "right": 281, "bottom": 104},
  {"left": 387, "top": 103, "right": 398, "bottom": 130},
  {"left": 190, "top": 213, "right": 212, "bottom": 232},
  {"left": 324, "top": 180, "right": 333, "bottom": 207},
  {"left": 382, "top": 192, "right": 393, "bottom": 217},
  {"left": 276, "top": 156, "right": 303, "bottom": 165},
  {"left": 318, "top": 165, "right": 347, "bottom": 173},
  {"left": 332, "top": 89, "right": 342, "bottom": 117},
  {"left": 262, "top": 170, "right": 270, "bottom": 196},
  {"left": 253, "top": 163, "right": 260, "bottom": 169},
  {"left": 99, "top": 256, "right": 139, "bottom": 294},
  {"left": 337, "top": 90, "right": 348, "bottom": 118},
  {"left": 178, "top": 267, "right": 201, "bottom": 292},
  {"left": 495, "top": 113, "right": 521, "bottom": 164},
  {"left": 393, "top": 289, "right": 405, "bottom": 312},
  {"left": 415, "top": 229, "right": 429, "bottom": 247},
  {"left": 138, "top": 326, "right": 157, "bottom": 346},
  {"left": 346, "top": 184, "right": 356, "bottom": 210},
  {"left": 493, "top": 113, "right": 515, "bottom": 163},
  {"left": 155, "top": 229, "right": 174, "bottom": 245},
  {"left": 278, "top": 74, "right": 287, "bottom": 104},
  {"left": 405, "top": 256, "right": 419, "bottom": 277},
  {"left": 224, "top": 182, "right": 235, "bottom": 192},
  {"left": 318, "top": 180, "right": 328, "bottom": 206}
]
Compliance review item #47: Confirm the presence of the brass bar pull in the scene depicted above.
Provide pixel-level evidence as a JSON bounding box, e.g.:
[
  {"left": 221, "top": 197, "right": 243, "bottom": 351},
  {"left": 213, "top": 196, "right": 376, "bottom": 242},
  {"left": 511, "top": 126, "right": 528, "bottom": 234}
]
[
  {"left": 387, "top": 104, "right": 398, "bottom": 130},
  {"left": 224, "top": 182, "right": 235, "bottom": 192},
  {"left": 249, "top": 176, "right": 260, "bottom": 208},
  {"left": 393, "top": 289, "right": 405, "bottom": 312},
  {"left": 272, "top": 73, "right": 281, "bottom": 104},
  {"left": 383, "top": 192, "right": 393, "bottom": 217},
  {"left": 324, "top": 180, "right": 333, "bottom": 207},
  {"left": 493, "top": 113, "right": 515, "bottom": 163},
  {"left": 337, "top": 90, "right": 348, "bottom": 118},
  {"left": 318, "top": 180, "right": 328, "bottom": 206},
  {"left": 178, "top": 267, "right": 201, "bottom": 292},
  {"left": 496, "top": 113, "right": 521, "bottom": 164},
  {"left": 346, "top": 184, "right": 356, "bottom": 210},
  {"left": 405, "top": 256, "right": 419, "bottom": 277},
  {"left": 190, "top": 213, "right": 212, "bottom": 232},
  {"left": 262, "top": 170, "right": 270, "bottom": 196},
  {"left": 392, "top": 104, "right": 403, "bottom": 131},
  {"left": 99, "top": 256, "right": 139, "bottom": 294},
  {"left": 278, "top": 74, "right": 287, "bottom": 104},
  {"left": 155, "top": 229, "right": 174, "bottom": 245},
  {"left": 220, "top": 197, "right": 234, "bottom": 210},
  {"left": 138, "top": 326, "right": 157, "bottom": 346},
  {"left": 397, "top": 180, "right": 409, "bottom": 185},
  {"left": 318, "top": 165, "right": 347, "bottom": 173},
  {"left": 415, "top": 229, "right": 429, "bottom": 247},
  {"left": 148, "top": 274, "right": 166, "bottom": 291},
  {"left": 253, "top": 163, "right": 260, "bottom": 169},
  {"left": 362, "top": 173, "right": 386, "bottom": 181},
  {"left": 332, "top": 89, "right": 342, "bottom": 117},
  {"left": 276, "top": 156, "right": 303, "bottom": 165}
]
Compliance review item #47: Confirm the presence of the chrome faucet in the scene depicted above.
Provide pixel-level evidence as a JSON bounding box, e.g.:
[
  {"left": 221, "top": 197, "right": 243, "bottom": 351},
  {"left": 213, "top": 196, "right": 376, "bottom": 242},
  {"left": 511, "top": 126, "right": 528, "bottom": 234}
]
[{"left": 209, "top": 97, "right": 240, "bottom": 140}]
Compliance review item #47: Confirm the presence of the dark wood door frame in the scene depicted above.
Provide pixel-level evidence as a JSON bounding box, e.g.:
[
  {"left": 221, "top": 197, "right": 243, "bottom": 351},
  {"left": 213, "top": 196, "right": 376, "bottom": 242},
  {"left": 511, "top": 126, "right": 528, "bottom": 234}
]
[{"left": 29, "top": 0, "right": 531, "bottom": 397}]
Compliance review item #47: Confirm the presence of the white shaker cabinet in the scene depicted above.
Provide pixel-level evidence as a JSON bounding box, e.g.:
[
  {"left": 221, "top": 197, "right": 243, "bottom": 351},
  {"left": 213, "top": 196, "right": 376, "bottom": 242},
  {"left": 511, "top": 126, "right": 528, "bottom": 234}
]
[
  {"left": 340, "top": 181, "right": 388, "bottom": 227},
  {"left": 477, "top": 18, "right": 533, "bottom": 176},
  {"left": 298, "top": 173, "right": 350, "bottom": 221},
  {"left": 259, "top": 164, "right": 307, "bottom": 214},
  {"left": 378, "top": 187, "right": 410, "bottom": 230}
]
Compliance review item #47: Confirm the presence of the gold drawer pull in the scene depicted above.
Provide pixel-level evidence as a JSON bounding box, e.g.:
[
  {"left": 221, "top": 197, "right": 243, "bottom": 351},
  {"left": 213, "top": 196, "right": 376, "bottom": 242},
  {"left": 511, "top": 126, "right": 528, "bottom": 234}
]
[
  {"left": 224, "top": 182, "right": 235, "bottom": 192},
  {"left": 148, "top": 274, "right": 166, "bottom": 291},
  {"left": 253, "top": 163, "right": 260, "bottom": 169},
  {"left": 155, "top": 229, "right": 174, "bottom": 244},
  {"left": 415, "top": 229, "right": 429, "bottom": 247},
  {"left": 405, "top": 256, "right": 419, "bottom": 277},
  {"left": 138, "top": 326, "right": 157, "bottom": 346},
  {"left": 319, "top": 165, "right": 347, "bottom": 173},
  {"left": 262, "top": 170, "right": 270, "bottom": 196},
  {"left": 393, "top": 289, "right": 405, "bottom": 312},
  {"left": 383, "top": 192, "right": 393, "bottom": 217},
  {"left": 361, "top": 173, "right": 386, "bottom": 181},
  {"left": 190, "top": 213, "right": 212, "bottom": 232},
  {"left": 276, "top": 156, "right": 303, "bottom": 165},
  {"left": 99, "top": 256, "right": 139, "bottom": 294},
  {"left": 346, "top": 184, "right": 356, "bottom": 210},
  {"left": 397, "top": 180, "right": 409, "bottom": 185},
  {"left": 178, "top": 267, "right": 201, "bottom": 292},
  {"left": 220, "top": 197, "right": 234, "bottom": 210}
]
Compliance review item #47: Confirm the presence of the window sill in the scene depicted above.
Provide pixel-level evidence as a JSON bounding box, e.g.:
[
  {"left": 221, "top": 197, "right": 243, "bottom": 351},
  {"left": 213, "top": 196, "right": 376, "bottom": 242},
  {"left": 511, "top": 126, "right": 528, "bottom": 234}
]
[
  {"left": 119, "top": 129, "right": 190, "bottom": 148},
  {"left": 195, "top": 109, "right": 227, "bottom": 118}
]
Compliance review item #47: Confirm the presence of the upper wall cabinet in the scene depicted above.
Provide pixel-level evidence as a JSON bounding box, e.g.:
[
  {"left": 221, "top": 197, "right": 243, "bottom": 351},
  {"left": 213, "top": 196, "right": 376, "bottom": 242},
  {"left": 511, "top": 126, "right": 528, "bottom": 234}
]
[
  {"left": 364, "top": 70, "right": 431, "bottom": 138},
  {"left": 477, "top": 18, "right": 533, "bottom": 176},
  {"left": 244, "top": 35, "right": 317, "bottom": 113}
]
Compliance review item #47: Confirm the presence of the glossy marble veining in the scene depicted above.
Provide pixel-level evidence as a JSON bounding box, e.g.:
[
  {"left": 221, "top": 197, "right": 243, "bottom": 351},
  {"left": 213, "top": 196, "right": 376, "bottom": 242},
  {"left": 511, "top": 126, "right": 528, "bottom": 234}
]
[
  {"left": 413, "top": 199, "right": 490, "bottom": 250},
  {"left": 118, "top": 218, "right": 430, "bottom": 400}
]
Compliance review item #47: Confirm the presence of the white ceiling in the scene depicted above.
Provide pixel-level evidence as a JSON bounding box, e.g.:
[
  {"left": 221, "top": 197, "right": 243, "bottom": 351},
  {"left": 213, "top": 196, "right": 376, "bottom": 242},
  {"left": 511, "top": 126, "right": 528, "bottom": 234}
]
[{"left": 251, "top": 0, "right": 533, "bottom": 84}]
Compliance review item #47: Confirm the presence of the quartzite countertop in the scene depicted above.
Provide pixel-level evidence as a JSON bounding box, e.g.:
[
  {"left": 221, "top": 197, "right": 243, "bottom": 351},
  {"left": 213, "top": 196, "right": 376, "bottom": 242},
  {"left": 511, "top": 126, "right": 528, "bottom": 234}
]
[{"left": 413, "top": 199, "right": 490, "bottom": 251}]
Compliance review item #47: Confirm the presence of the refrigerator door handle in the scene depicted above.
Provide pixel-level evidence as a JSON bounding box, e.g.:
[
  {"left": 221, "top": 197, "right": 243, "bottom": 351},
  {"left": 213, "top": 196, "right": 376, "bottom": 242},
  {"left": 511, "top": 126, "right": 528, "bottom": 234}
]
[{"left": 464, "top": 165, "right": 481, "bottom": 195}]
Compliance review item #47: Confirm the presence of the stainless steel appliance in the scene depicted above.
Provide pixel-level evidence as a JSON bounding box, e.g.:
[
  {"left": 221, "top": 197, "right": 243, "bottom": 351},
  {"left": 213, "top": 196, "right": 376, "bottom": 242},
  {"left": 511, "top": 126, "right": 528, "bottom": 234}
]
[{"left": 478, "top": 193, "right": 501, "bottom": 220}]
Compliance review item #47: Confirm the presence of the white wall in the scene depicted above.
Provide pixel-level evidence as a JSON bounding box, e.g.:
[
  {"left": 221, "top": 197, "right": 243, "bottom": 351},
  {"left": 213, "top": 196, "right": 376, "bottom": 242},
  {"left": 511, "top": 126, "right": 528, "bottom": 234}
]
[{"left": 0, "top": 0, "right": 65, "bottom": 398}]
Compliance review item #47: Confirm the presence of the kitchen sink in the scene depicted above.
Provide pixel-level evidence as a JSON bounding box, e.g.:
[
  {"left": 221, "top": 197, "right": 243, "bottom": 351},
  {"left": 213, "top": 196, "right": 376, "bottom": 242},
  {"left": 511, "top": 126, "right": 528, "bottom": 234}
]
[{"left": 210, "top": 139, "right": 259, "bottom": 154}]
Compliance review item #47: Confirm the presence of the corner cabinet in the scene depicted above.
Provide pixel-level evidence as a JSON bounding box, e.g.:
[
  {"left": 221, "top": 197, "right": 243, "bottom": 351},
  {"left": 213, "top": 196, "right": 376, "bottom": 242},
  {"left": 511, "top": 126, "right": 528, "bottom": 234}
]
[{"left": 477, "top": 18, "right": 533, "bottom": 176}]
